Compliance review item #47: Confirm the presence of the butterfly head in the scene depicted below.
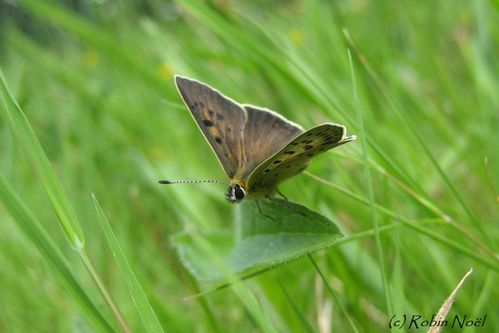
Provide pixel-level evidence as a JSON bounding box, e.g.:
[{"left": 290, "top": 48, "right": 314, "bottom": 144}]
[{"left": 226, "top": 184, "right": 246, "bottom": 204}]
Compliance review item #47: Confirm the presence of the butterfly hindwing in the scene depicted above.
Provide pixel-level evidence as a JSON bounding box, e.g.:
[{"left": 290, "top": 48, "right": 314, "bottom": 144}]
[
  {"left": 175, "top": 76, "right": 246, "bottom": 178},
  {"left": 247, "top": 124, "right": 355, "bottom": 192},
  {"left": 241, "top": 105, "right": 303, "bottom": 179}
]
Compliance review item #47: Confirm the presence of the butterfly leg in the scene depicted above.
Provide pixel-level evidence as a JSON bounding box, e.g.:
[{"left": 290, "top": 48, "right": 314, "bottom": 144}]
[
  {"left": 255, "top": 199, "right": 276, "bottom": 222},
  {"left": 276, "top": 189, "right": 288, "bottom": 201},
  {"left": 268, "top": 195, "right": 306, "bottom": 217}
]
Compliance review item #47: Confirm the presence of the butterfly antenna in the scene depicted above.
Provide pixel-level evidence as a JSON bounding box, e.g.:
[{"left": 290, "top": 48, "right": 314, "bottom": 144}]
[{"left": 158, "top": 179, "right": 229, "bottom": 185}]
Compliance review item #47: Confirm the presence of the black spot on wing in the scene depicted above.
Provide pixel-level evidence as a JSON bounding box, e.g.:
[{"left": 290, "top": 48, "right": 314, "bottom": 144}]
[
  {"left": 216, "top": 113, "right": 225, "bottom": 120},
  {"left": 202, "top": 119, "right": 214, "bottom": 127},
  {"left": 249, "top": 126, "right": 345, "bottom": 189},
  {"left": 208, "top": 109, "right": 214, "bottom": 116},
  {"left": 215, "top": 137, "right": 223, "bottom": 144}
]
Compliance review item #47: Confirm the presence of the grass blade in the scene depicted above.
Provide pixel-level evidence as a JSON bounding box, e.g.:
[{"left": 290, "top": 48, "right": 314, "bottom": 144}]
[
  {"left": 342, "top": 29, "right": 488, "bottom": 242},
  {"left": 277, "top": 280, "right": 316, "bottom": 333},
  {"left": 308, "top": 254, "right": 359, "bottom": 333},
  {"left": 0, "top": 174, "right": 116, "bottom": 333},
  {"left": 0, "top": 68, "right": 84, "bottom": 249},
  {"left": 348, "top": 49, "right": 392, "bottom": 314},
  {"left": 0, "top": 68, "right": 130, "bottom": 332},
  {"left": 428, "top": 268, "right": 474, "bottom": 333},
  {"left": 93, "top": 194, "right": 166, "bottom": 333}
]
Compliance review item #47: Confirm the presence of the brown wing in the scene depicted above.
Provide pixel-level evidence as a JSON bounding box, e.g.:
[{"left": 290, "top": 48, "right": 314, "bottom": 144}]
[
  {"left": 247, "top": 124, "right": 356, "bottom": 194},
  {"left": 175, "top": 76, "right": 246, "bottom": 178},
  {"left": 240, "top": 105, "right": 303, "bottom": 179}
]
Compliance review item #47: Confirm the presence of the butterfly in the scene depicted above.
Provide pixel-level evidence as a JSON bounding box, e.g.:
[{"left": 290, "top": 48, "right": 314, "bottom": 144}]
[{"left": 162, "top": 75, "right": 356, "bottom": 204}]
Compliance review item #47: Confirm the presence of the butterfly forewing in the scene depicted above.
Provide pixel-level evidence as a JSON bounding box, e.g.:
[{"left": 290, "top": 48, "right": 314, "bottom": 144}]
[
  {"left": 241, "top": 105, "right": 303, "bottom": 179},
  {"left": 175, "top": 76, "right": 246, "bottom": 178},
  {"left": 247, "top": 124, "right": 355, "bottom": 193},
  {"left": 174, "top": 75, "right": 356, "bottom": 200}
]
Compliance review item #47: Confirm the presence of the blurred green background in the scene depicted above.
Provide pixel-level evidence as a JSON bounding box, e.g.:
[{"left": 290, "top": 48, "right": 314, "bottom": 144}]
[{"left": 0, "top": 0, "right": 498, "bottom": 332}]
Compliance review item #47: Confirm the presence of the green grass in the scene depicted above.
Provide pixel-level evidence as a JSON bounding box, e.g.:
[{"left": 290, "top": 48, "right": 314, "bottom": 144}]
[{"left": 1, "top": 0, "right": 498, "bottom": 332}]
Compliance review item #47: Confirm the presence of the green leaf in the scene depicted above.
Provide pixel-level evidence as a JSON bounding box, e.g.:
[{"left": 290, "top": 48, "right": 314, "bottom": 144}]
[
  {"left": 173, "top": 198, "right": 343, "bottom": 284},
  {"left": 93, "top": 194, "right": 166, "bottom": 333}
]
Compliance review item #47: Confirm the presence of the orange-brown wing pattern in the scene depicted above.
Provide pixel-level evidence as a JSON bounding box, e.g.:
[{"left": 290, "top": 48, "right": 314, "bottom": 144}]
[
  {"left": 175, "top": 76, "right": 246, "bottom": 178},
  {"left": 240, "top": 105, "right": 303, "bottom": 179},
  {"left": 247, "top": 124, "right": 355, "bottom": 194}
]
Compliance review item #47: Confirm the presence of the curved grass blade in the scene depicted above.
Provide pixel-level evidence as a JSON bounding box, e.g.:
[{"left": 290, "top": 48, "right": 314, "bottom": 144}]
[
  {"left": 0, "top": 174, "right": 116, "bottom": 333},
  {"left": 0, "top": 69, "right": 130, "bottom": 332},
  {"left": 0, "top": 68, "right": 84, "bottom": 249}
]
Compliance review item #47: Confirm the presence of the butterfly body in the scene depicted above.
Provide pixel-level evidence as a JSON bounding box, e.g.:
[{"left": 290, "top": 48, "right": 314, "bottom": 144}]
[{"left": 174, "top": 76, "right": 355, "bottom": 203}]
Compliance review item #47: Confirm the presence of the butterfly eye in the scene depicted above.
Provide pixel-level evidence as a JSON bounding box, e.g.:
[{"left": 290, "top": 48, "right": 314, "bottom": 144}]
[
  {"left": 234, "top": 185, "right": 245, "bottom": 201},
  {"left": 226, "top": 184, "right": 245, "bottom": 203}
]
